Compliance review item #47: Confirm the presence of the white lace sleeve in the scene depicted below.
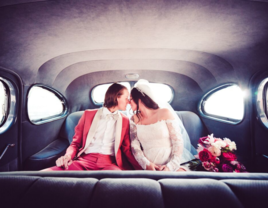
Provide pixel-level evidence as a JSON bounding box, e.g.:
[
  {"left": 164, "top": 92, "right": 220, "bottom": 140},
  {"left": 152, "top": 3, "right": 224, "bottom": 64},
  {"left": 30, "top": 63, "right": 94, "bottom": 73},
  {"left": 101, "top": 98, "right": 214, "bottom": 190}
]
[
  {"left": 129, "top": 118, "right": 151, "bottom": 170},
  {"left": 165, "top": 119, "right": 184, "bottom": 171}
]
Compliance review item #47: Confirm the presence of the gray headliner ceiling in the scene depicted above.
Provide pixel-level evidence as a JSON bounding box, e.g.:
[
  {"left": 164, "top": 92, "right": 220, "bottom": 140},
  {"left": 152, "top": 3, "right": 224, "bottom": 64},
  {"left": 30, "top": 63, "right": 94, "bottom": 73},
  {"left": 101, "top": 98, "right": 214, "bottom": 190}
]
[{"left": 0, "top": 0, "right": 268, "bottom": 110}]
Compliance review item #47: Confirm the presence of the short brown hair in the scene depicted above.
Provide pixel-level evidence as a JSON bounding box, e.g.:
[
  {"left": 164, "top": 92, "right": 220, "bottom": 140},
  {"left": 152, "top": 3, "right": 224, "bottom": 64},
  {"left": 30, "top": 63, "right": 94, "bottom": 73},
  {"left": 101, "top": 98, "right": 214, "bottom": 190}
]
[{"left": 103, "top": 83, "right": 127, "bottom": 108}]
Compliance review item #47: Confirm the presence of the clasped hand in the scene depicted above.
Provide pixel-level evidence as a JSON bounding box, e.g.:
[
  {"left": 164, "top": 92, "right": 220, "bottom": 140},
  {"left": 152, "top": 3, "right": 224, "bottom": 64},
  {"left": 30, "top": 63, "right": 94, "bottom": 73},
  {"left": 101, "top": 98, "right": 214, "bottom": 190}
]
[
  {"left": 146, "top": 162, "right": 170, "bottom": 171},
  {"left": 146, "top": 162, "right": 186, "bottom": 172},
  {"left": 56, "top": 155, "right": 72, "bottom": 169}
]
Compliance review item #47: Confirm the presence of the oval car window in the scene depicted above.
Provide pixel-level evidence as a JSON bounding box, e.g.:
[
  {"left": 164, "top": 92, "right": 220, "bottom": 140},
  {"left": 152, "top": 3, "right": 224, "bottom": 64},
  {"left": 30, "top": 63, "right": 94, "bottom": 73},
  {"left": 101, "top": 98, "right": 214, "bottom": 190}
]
[
  {"left": 256, "top": 77, "right": 268, "bottom": 128},
  {"left": 28, "top": 86, "right": 66, "bottom": 123},
  {"left": 266, "top": 85, "right": 268, "bottom": 116},
  {"left": 149, "top": 83, "right": 173, "bottom": 103},
  {"left": 0, "top": 81, "right": 7, "bottom": 126},
  {"left": 0, "top": 77, "right": 17, "bottom": 134},
  {"left": 201, "top": 85, "right": 244, "bottom": 123},
  {"left": 92, "top": 82, "right": 131, "bottom": 104}
]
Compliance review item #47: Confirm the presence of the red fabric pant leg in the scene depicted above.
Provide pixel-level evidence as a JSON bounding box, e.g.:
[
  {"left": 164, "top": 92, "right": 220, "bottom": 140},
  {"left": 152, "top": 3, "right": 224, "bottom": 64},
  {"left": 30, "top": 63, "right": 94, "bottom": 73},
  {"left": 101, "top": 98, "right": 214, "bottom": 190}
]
[
  {"left": 95, "top": 154, "right": 121, "bottom": 171},
  {"left": 41, "top": 166, "right": 64, "bottom": 171},
  {"left": 41, "top": 158, "right": 91, "bottom": 171},
  {"left": 41, "top": 153, "right": 121, "bottom": 171},
  {"left": 41, "top": 154, "right": 98, "bottom": 171},
  {"left": 72, "top": 153, "right": 121, "bottom": 170},
  {"left": 102, "top": 165, "right": 121, "bottom": 170}
]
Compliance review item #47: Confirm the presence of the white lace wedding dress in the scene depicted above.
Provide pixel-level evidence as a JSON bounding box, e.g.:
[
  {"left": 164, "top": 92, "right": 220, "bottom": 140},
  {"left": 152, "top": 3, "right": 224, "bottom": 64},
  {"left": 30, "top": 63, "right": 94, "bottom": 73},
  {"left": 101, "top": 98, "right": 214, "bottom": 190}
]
[{"left": 130, "top": 118, "right": 195, "bottom": 171}]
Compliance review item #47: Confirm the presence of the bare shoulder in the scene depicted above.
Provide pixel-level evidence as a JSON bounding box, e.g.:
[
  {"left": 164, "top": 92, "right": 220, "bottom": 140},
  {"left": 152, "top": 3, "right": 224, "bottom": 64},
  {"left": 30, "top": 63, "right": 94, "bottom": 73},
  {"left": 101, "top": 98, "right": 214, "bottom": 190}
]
[{"left": 158, "top": 108, "right": 175, "bottom": 120}]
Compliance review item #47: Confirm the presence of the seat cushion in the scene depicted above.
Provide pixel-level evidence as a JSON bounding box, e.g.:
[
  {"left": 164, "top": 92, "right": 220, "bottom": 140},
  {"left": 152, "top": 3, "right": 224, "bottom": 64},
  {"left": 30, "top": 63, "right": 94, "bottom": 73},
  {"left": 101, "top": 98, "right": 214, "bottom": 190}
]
[
  {"left": 24, "top": 139, "right": 69, "bottom": 170},
  {"left": 1, "top": 173, "right": 268, "bottom": 208}
]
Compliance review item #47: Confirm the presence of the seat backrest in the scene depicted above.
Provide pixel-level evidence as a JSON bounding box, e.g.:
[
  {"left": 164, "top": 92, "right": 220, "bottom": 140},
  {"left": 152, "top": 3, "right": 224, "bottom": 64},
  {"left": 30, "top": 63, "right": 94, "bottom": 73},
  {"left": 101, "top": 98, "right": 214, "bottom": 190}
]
[
  {"left": 176, "top": 111, "right": 208, "bottom": 149},
  {"left": 60, "top": 111, "right": 84, "bottom": 144},
  {"left": 60, "top": 110, "right": 207, "bottom": 153},
  {"left": 2, "top": 172, "right": 268, "bottom": 208}
]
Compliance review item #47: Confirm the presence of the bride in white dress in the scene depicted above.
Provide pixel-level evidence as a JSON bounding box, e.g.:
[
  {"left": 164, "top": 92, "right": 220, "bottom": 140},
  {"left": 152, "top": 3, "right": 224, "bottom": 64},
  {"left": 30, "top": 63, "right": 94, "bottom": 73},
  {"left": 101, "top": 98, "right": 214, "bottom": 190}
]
[{"left": 129, "top": 80, "right": 195, "bottom": 171}]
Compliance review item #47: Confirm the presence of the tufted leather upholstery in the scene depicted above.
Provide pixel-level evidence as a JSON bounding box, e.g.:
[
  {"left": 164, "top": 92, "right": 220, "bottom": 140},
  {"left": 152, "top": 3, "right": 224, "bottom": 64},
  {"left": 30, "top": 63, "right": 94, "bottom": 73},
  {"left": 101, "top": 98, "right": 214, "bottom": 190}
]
[
  {"left": 25, "top": 110, "right": 207, "bottom": 170},
  {"left": 1, "top": 171, "right": 268, "bottom": 208}
]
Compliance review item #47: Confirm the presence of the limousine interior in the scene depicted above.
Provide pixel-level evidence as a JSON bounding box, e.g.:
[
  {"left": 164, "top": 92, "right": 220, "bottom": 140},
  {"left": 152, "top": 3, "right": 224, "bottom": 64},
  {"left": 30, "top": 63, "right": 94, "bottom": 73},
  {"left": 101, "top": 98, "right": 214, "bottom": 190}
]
[{"left": 1, "top": 0, "right": 268, "bottom": 207}]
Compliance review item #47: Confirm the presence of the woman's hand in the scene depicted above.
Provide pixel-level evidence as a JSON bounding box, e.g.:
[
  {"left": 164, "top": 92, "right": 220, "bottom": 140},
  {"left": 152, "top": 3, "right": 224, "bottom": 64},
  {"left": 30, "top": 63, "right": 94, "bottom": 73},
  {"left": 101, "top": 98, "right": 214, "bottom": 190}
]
[
  {"left": 159, "top": 165, "right": 187, "bottom": 172},
  {"left": 177, "top": 167, "right": 186, "bottom": 172},
  {"left": 146, "top": 162, "right": 159, "bottom": 171},
  {"left": 56, "top": 155, "right": 72, "bottom": 169},
  {"left": 158, "top": 165, "right": 170, "bottom": 171}
]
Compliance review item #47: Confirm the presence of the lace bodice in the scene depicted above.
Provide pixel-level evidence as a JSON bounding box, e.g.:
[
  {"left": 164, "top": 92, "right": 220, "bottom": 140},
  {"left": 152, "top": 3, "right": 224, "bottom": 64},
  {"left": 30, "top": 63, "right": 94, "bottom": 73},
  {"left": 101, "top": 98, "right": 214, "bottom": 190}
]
[{"left": 129, "top": 118, "right": 184, "bottom": 171}]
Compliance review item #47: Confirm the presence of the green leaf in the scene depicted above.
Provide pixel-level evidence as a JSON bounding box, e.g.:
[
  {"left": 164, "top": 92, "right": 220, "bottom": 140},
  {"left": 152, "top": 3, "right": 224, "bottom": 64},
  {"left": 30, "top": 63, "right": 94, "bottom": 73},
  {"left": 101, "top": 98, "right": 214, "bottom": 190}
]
[{"left": 182, "top": 159, "right": 202, "bottom": 171}]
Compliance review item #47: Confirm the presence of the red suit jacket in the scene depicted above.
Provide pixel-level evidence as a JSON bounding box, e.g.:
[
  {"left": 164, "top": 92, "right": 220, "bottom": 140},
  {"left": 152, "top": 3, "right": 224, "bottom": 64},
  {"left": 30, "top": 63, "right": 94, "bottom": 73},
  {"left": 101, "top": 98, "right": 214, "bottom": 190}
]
[{"left": 65, "top": 109, "right": 142, "bottom": 170}]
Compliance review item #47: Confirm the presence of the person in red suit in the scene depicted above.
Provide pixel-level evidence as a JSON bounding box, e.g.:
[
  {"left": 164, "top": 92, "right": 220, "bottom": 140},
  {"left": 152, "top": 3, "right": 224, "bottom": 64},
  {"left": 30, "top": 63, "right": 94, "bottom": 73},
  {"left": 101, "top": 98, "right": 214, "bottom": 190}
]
[{"left": 43, "top": 83, "right": 142, "bottom": 171}]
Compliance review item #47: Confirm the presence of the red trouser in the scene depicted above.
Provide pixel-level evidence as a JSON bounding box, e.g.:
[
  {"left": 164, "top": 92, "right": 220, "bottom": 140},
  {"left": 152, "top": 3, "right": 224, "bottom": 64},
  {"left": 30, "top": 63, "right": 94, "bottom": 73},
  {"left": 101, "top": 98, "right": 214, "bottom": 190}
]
[{"left": 42, "top": 153, "right": 121, "bottom": 171}]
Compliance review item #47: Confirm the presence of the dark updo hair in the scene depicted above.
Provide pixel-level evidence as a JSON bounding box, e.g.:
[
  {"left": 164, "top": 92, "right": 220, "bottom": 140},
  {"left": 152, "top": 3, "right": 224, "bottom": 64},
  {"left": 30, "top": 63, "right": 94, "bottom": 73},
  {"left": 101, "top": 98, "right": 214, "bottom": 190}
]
[
  {"left": 103, "top": 83, "right": 127, "bottom": 109},
  {"left": 130, "top": 88, "right": 159, "bottom": 120}
]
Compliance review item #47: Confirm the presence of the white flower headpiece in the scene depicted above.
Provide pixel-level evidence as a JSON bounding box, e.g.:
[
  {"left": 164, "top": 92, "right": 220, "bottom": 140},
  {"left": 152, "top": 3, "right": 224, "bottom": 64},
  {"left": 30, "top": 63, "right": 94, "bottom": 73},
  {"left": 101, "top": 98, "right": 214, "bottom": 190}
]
[
  {"left": 134, "top": 79, "right": 157, "bottom": 103},
  {"left": 135, "top": 87, "right": 146, "bottom": 96}
]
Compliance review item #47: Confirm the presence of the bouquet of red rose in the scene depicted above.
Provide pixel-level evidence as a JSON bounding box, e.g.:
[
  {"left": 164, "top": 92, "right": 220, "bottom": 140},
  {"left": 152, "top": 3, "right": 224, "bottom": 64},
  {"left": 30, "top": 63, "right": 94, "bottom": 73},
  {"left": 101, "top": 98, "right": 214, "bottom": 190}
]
[{"left": 193, "top": 134, "right": 247, "bottom": 172}]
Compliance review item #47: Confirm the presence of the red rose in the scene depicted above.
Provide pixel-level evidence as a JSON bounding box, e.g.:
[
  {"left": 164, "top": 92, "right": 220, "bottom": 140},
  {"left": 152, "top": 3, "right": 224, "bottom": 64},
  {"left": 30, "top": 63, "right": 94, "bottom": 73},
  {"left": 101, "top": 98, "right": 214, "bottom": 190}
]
[
  {"left": 198, "top": 149, "right": 212, "bottom": 162},
  {"left": 222, "top": 152, "right": 237, "bottom": 161},
  {"left": 198, "top": 136, "right": 211, "bottom": 148},
  {"left": 210, "top": 157, "right": 220, "bottom": 165}
]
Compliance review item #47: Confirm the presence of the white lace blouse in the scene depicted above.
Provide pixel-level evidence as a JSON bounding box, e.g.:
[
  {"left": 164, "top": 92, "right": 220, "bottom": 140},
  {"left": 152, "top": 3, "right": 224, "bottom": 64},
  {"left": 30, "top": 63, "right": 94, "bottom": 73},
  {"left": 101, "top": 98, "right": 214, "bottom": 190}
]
[{"left": 129, "top": 117, "right": 184, "bottom": 171}]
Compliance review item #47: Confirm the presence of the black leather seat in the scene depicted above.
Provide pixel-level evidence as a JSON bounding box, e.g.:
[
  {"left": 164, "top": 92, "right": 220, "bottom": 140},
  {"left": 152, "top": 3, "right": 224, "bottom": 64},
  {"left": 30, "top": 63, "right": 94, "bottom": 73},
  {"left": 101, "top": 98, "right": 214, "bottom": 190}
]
[
  {"left": 23, "top": 139, "right": 69, "bottom": 170},
  {"left": 24, "top": 110, "right": 207, "bottom": 170},
  {"left": 176, "top": 111, "right": 207, "bottom": 153},
  {"left": 1, "top": 171, "right": 268, "bottom": 208}
]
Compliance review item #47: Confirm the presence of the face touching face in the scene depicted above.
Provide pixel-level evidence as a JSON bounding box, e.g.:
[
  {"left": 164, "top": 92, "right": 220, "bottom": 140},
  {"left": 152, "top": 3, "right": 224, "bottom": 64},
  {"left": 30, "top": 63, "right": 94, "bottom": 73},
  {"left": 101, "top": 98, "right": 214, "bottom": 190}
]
[
  {"left": 116, "top": 89, "right": 130, "bottom": 111},
  {"left": 129, "top": 95, "right": 137, "bottom": 111}
]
